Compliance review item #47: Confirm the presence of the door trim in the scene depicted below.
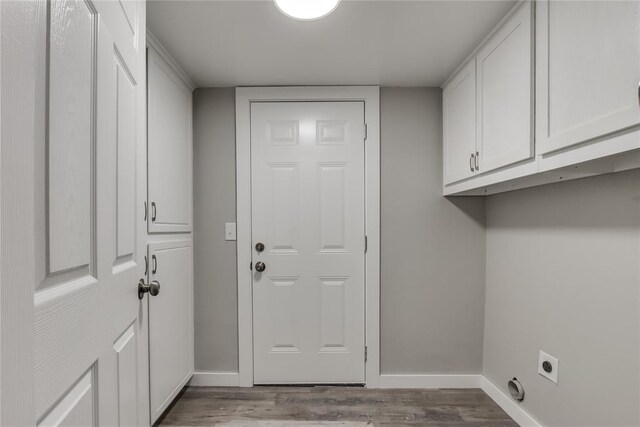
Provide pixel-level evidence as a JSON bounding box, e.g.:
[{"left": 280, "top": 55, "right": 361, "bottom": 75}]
[{"left": 235, "top": 86, "right": 380, "bottom": 388}]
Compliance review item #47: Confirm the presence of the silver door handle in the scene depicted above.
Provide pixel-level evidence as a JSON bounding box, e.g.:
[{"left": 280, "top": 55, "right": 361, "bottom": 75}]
[
  {"left": 255, "top": 261, "right": 266, "bottom": 272},
  {"left": 470, "top": 153, "right": 475, "bottom": 172},
  {"left": 138, "top": 278, "right": 160, "bottom": 299},
  {"left": 151, "top": 202, "right": 157, "bottom": 222},
  {"left": 152, "top": 254, "right": 158, "bottom": 274},
  {"left": 475, "top": 151, "right": 480, "bottom": 171}
]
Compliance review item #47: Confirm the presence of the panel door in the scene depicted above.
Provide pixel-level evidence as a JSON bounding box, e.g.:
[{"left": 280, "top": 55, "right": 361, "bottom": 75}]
[
  {"left": 537, "top": 0, "right": 640, "bottom": 154},
  {"left": 147, "top": 47, "right": 193, "bottom": 234},
  {"left": 476, "top": 1, "right": 533, "bottom": 173},
  {"left": 251, "top": 102, "right": 366, "bottom": 384},
  {"left": 443, "top": 59, "right": 478, "bottom": 184},
  {"left": 33, "top": 0, "right": 149, "bottom": 426},
  {"left": 148, "top": 240, "right": 194, "bottom": 423}
]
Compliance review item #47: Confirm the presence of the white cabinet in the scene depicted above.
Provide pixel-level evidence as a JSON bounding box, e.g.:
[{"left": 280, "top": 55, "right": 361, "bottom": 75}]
[
  {"left": 148, "top": 240, "right": 194, "bottom": 423},
  {"left": 147, "top": 46, "right": 193, "bottom": 233},
  {"left": 477, "top": 1, "right": 533, "bottom": 173},
  {"left": 536, "top": 0, "right": 640, "bottom": 155},
  {"left": 443, "top": 2, "right": 533, "bottom": 186},
  {"left": 443, "top": 60, "right": 477, "bottom": 184}
]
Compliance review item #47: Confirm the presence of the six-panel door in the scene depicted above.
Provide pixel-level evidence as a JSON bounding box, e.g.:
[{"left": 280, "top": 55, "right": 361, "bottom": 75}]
[
  {"left": 33, "top": 0, "right": 149, "bottom": 425},
  {"left": 251, "top": 102, "right": 366, "bottom": 384}
]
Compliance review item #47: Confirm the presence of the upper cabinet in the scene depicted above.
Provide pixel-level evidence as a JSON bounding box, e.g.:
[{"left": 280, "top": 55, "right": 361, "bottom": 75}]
[
  {"left": 443, "top": 0, "right": 640, "bottom": 195},
  {"left": 443, "top": 1, "right": 533, "bottom": 186},
  {"left": 443, "top": 59, "right": 477, "bottom": 184},
  {"left": 147, "top": 45, "right": 194, "bottom": 233},
  {"left": 536, "top": 0, "right": 640, "bottom": 154},
  {"left": 476, "top": 2, "right": 533, "bottom": 173}
]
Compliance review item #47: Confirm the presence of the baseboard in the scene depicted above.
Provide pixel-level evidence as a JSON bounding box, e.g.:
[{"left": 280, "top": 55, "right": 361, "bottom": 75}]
[
  {"left": 480, "top": 376, "right": 541, "bottom": 427},
  {"left": 189, "top": 371, "right": 239, "bottom": 387},
  {"left": 378, "top": 374, "right": 482, "bottom": 389}
]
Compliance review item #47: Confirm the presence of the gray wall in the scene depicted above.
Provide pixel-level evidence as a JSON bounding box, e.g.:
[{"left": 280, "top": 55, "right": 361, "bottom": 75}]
[
  {"left": 192, "top": 87, "right": 487, "bottom": 375},
  {"left": 380, "top": 88, "right": 486, "bottom": 374},
  {"left": 484, "top": 169, "right": 640, "bottom": 427},
  {"left": 193, "top": 88, "right": 238, "bottom": 372}
]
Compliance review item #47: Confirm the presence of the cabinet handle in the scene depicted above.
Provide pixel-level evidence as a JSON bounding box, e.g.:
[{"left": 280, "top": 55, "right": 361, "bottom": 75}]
[
  {"left": 152, "top": 254, "right": 158, "bottom": 274},
  {"left": 144, "top": 201, "right": 147, "bottom": 221},
  {"left": 475, "top": 151, "right": 480, "bottom": 171},
  {"left": 637, "top": 79, "right": 640, "bottom": 108},
  {"left": 151, "top": 202, "right": 157, "bottom": 222},
  {"left": 144, "top": 255, "right": 148, "bottom": 276},
  {"left": 470, "top": 153, "right": 475, "bottom": 172}
]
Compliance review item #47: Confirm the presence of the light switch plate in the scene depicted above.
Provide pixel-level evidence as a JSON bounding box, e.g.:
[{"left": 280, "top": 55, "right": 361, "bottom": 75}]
[
  {"left": 225, "top": 222, "right": 236, "bottom": 241},
  {"left": 538, "top": 350, "right": 559, "bottom": 384}
]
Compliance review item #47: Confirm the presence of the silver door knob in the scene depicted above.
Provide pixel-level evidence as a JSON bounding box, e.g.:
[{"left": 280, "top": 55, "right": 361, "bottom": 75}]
[
  {"left": 255, "top": 261, "right": 266, "bottom": 272},
  {"left": 138, "top": 278, "right": 161, "bottom": 299}
]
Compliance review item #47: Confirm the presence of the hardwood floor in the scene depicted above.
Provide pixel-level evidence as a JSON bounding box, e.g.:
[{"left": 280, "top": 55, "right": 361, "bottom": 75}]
[{"left": 158, "top": 386, "right": 518, "bottom": 426}]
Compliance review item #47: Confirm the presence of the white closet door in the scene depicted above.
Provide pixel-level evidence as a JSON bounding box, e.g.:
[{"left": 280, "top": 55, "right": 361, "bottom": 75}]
[
  {"left": 148, "top": 239, "right": 194, "bottom": 423},
  {"left": 251, "top": 102, "right": 366, "bottom": 384},
  {"left": 32, "top": 1, "right": 149, "bottom": 426},
  {"left": 443, "top": 59, "right": 477, "bottom": 184},
  {"left": 147, "top": 48, "right": 193, "bottom": 233},
  {"left": 537, "top": 0, "right": 640, "bottom": 154},
  {"left": 476, "top": 1, "right": 533, "bottom": 173}
]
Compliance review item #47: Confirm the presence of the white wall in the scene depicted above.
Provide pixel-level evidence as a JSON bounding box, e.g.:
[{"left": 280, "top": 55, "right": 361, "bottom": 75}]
[
  {"left": 484, "top": 169, "right": 640, "bottom": 426},
  {"left": 192, "top": 87, "right": 487, "bottom": 376}
]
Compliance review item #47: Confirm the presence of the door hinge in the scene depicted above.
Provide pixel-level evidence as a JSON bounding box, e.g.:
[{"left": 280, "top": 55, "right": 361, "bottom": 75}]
[
  {"left": 364, "top": 123, "right": 368, "bottom": 141},
  {"left": 365, "top": 346, "right": 368, "bottom": 362},
  {"left": 365, "top": 235, "right": 368, "bottom": 253}
]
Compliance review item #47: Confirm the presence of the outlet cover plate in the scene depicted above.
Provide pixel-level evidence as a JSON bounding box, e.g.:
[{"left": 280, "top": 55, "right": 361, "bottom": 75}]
[
  {"left": 538, "top": 350, "right": 558, "bottom": 384},
  {"left": 225, "top": 222, "right": 237, "bottom": 241}
]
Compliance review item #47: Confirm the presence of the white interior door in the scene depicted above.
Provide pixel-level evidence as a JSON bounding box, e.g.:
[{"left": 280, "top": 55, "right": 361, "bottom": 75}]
[
  {"left": 251, "top": 102, "right": 366, "bottom": 384},
  {"left": 32, "top": 0, "right": 149, "bottom": 425}
]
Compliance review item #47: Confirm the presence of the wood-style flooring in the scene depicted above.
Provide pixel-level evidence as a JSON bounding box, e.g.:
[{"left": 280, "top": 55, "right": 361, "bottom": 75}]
[{"left": 158, "top": 386, "right": 518, "bottom": 426}]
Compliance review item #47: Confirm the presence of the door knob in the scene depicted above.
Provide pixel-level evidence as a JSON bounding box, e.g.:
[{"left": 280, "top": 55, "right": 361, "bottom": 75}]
[
  {"left": 255, "top": 242, "right": 265, "bottom": 252},
  {"left": 255, "top": 261, "right": 266, "bottom": 272},
  {"left": 138, "top": 278, "right": 161, "bottom": 299}
]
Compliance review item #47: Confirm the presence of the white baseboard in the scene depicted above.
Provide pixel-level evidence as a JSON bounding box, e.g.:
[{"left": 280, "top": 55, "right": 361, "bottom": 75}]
[
  {"left": 189, "top": 372, "right": 239, "bottom": 387},
  {"left": 480, "top": 376, "right": 541, "bottom": 427},
  {"left": 379, "top": 374, "right": 482, "bottom": 389}
]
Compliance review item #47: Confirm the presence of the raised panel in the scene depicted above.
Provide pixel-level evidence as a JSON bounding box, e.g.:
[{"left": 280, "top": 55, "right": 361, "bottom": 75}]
[
  {"left": 117, "top": 0, "right": 136, "bottom": 38},
  {"left": 320, "top": 278, "right": 348, "bottom": 353},
  {"left": 267, "top": 121, "right": 299, "bottom": 146},
  {"left": 268, "top": 278, "right": 300, "bottom": 353},
  {"left": 38, "top": 367, "right": 96, "bottom": 427},
  {"left": 318, "top": 163, "right": 348, "bottom": 253},
  {"left": 317, "top": 120, "right": 349, "bottom": 145},
  {"left": 443, "top": 60, "right": 477, "bottom": 185},
  {"left": 113, "top": 324, "right": 138, "bottom": 427},
  {"left": 147, "top": 49, "right": 192, "bottom": 233},
  {"left": 268, "top": 163, "right": 300, "bottom": 253},
  {"left": 539, "top": 0, "right": 640, "bottom": 153},
  {"left": 116, "top": 55, "right": 136, "bottom": 260},
  {"left": 477, "top": 2, "right": 533, "bottom": 173},
  {"left": 48, "top": 0, "right": 95, "bottom": 274}
]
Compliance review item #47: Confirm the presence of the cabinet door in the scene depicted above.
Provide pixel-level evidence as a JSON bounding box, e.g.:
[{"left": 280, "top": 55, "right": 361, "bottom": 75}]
[
  {"left": 148, "top": 48, "right": 193, "bottom": 233},
  {"left": 537, "top": 0, "right": 640, "bottom": 154},
  {"left": 148, "top": 240, "right": 193, "bottom": 423},
  {"left": 477, "top": 2, "right": 533, "bottom": 173},
  {"left": 443, "top": 59, "right": 477, "bottom": 184}
]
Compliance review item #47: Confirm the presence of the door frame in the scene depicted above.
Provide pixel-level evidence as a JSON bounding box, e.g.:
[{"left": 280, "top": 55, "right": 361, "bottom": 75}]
[{"left": 235, "top": 86, "right": 380, "bottom": 388}]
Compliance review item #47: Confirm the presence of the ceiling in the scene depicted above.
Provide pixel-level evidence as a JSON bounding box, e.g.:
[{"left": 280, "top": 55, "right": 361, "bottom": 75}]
[{"left": 147, "top": 0, "right": 516, "bottom": 88}]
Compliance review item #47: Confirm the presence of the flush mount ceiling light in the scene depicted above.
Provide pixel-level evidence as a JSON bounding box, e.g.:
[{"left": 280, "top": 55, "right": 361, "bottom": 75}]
[{"left": 274, "top": 0, "right": 341, "bottom": 21}]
